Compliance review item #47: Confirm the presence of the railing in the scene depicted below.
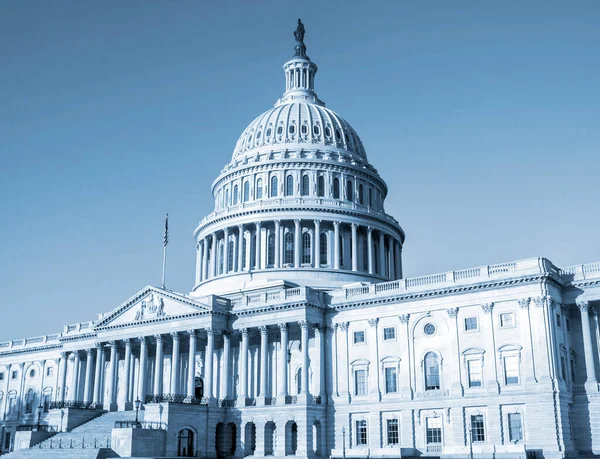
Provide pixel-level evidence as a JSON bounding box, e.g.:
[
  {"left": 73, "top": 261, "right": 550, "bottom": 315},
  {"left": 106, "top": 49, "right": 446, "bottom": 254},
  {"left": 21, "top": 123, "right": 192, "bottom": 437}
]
[
  {"left": 312, "top": 395, "right": 322, "bottom": 405},
  {"left": 114, "top": 421, "right": 167, "bottom": 430},
  {"left": 265, "top": 397, "right": 277, "bottom": 405},
  {"left": 244, "top": 398, "right": 256, "bottom": 407},
  {"left": 49, "top": 401, "right": 99, "bottom": 410},
  {"left": 144, "top": 394, "right": 207, "bottom": 405},
  {"left": 231, "top": 287, "right": 308, "bottom": 308},
  {"left": 572, "top": 384, "right": 586, "bottom": 395},
  {"left": 39, "top": 437, "right": 111, "bottom": 449},
  {"left": 560, "top": 262, "right": 600, "bottom": 279},
  {"left": 219, "top": 399, "right": 237, "bottom": 408},
  {"left": 426, "top": 444, "right": 443, "bottom": 453},
  {"left": 285, "top": 395, "right": 298, "bottom": 405},
  {"left": 16, "top": 425, "right": 58, "bottom": 432}
]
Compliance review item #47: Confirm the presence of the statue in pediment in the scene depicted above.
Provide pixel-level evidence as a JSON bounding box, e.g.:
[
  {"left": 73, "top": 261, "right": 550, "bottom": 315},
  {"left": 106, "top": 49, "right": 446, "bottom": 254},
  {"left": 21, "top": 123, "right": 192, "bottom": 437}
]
[{"left": 133, "top": 293, "right": 165, "bottom": 321}]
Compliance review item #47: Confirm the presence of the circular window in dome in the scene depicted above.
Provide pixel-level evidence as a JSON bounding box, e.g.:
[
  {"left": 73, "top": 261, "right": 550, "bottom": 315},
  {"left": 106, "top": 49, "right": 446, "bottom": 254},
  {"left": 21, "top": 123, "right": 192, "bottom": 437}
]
[
  {"left": 313, "top": 125, "right": 320, "bottom": 135},
  {"left": 289, "top": 125, "right": 296, "bottom": 134},
  {"left": 325, "top": 126, "right": 332, "bottom": 137},
  {"left": 423, "top": 323, "right": 436, "bottom": 336},
  {"left": 266, "top": 128, "right": 272, "bottom": 137}
]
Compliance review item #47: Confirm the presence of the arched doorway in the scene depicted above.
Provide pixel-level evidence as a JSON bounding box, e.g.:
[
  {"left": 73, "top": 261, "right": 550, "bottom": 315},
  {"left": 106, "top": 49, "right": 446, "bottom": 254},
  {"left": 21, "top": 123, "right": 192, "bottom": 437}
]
[
  {"left": 285, "top": 421, "right": 298, "bottom": 456},
  {"left": 216, "top": 423, "right": 226, "bottom": 457},
  {"left": 264, "top": 421, "right": 276, "bottom": 456},
  {"left": 177, "top": 428, "right": 194, "bottom": 457},
  {"left": 194, "top": 377, "right": 204, "bottom": 399},
  {"left": 244, "top": 422, "right": 256, "bottom": 456}
]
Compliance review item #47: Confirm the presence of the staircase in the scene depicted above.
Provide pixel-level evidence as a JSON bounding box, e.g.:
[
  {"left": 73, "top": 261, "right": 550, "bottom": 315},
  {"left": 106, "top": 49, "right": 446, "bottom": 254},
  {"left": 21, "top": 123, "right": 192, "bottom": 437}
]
[{"left": 4, "top": 410, "right": 142, "bottom": 459}]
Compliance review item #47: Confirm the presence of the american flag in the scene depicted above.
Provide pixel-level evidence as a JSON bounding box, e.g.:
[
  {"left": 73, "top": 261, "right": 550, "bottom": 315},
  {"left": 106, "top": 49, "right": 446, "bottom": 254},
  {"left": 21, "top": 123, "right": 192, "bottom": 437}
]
[{"left": 163, "top": 214, "right": 169, "bottom": 247}]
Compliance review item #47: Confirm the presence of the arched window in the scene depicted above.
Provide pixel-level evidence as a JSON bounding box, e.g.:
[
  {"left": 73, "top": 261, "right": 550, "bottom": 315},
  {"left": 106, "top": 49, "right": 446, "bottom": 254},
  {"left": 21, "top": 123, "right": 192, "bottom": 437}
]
[
  {"left": 218, "top": 240, "right": 224, "bottom": 275},
  {"left": 243, "top": 181, "right": 250, "bottom": 203},
  {"left": 333, "top": 178, "right": 340, "bottom": 199},
  {"left": 250, "top": 234, "right": 257, "bottom": 269},
  {"left": 346, "top": 180, "right": 353, "bottom": 201},
  {"left": 267, "top": 232, "right": 275, "bottom": 266},
  {"left": 25, "top": 388, "right": 34, "bottom": 414},
  {"left": 302, "top": 232, "right": 312, "bottom": 264},
  {"left": 286, "top": 175, "right": 294, "bottom": 197},
  {"left": 178, "top": 428, "right": 195, "bottom": 457},
  {"left": 317, "top": 176, "right": 325, "bottom": 197},
  {"left": 225, "top": 188, "right": 230, "bottom": 207},
  {"left": 256, "top": 178, "right": 263, "bottom": 199},
  {"left": 270, "top": 176, "right": 278, "bottom": 197},
  {"left": 319, "top": 233, "right": 328, "bottom": 265},
  {"left": 233, "top": 185, "right": 239, "bottom": 205},
  {"left": 373, "top": 242, "right": 379, "bottom": 273},
  {"left": 242, "top": 235, "right": 247, "bottom": 270},
  {"left": 228, "top": 240, "right": 235, "bottom": 272},
  {"left": 358, "top": 184, "right": 364, "bottom": 205},
  {"left": 424, "top": 352, "right": 440, "bottom": 390},
  {"left": 301, "top": 175, "right": 310, "bottom": 196},
  {"left": 284, "top": 232, "right": 294, "bottom": 265}
]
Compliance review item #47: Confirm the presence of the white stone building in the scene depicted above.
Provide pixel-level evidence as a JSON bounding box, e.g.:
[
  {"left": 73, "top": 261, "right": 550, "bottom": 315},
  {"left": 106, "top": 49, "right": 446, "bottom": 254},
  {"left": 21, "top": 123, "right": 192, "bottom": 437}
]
[{"left": 1, "top": 22, "right": 600, "bottom": 459}]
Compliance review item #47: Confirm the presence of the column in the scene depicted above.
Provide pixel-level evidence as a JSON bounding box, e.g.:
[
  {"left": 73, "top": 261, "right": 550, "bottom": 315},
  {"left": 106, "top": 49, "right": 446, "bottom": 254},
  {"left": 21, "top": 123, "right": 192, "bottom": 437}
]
[
  {"left": 239, "top": 329, "right": 249, "bottom": 400},
  {"left": 388, "top": 238, "right": 395, "bottom": 279},
  {"left": 330, "top": 325, "right": 339, "bottom": 397},
  {"left": 367, "top": 227, "right": 374, "bottom": 274},
  {"left": 255, "top": 223, "right": 262, "bottom": 270},
  {"left": 278, "top": 324, "right": 288, "bottom": 397},
  {"left": 294, "top": 219, "right": 301, "bottom": 267},
  {"left": 92, "top": 344, "right": 102, "bottom": 405},
  {"left": 245, "top": 231, "right": 251, "bottom": 270},
  {"left": 314, "top": 220, "right": 321, "bottom": 267},
  {"left": 205, "top": 328, "right": 215, "bottom": 398},
  {"left": 58, "top": 352, "right": 68, "bottom": 403},
  {"left": 316, "top": 325, "right": 326, "bottom": 398},
  {"left": 259, "top": 326, "right": 268, "bottom": 398},
  {"left": 299, "top": 321, "right": 310, "bottom": 396},
  {"left": 379, "top": 231, "right": 386, "bottom": 276},
  {"left": 119, "top": 339, "right": 132, "bottom": 408},
  {"left": 202, "top": 237, "right": 209, "bottom": 281},
  {"left": 153, "top": 335, "right": 164, "bottom": 396},
  {"left": 274, "top": 220, "right": 281, "bottom": 268},
  {"left": 107, "top": 341, "right": 118, "bottom": 409},
  {"left": 195, "top": 241, "right": 202, "bottom": 285},
  {"left": 333, "top": 221, "right": 340, "bottom": 269},
  {"left": 138, "top": 337, "right": 148, "bottom": 403},
  {"left": 83, "top": 349, "right": 94, "bottom": 404},
  {"left": 351, "top": 223, "right": 358, "bottom": 271},
  {"left": 578, "top": 301, "right": 597, "bottom": 384},
  {"left": 237, "top": 225, "right": 244, "bottom": 272},
  {"left": 367, "top": 319, "right": 381, "bottom": 400},
  {"left": 223, "top": 227, "right": 230, "bottom": 274},
  {"left": 170, "top": 332, "right": 180, "bottom": 395},
  {"left": 221, "top": 331, "right": 231, "bottom": 399},
  {"left": 186, "top": 331, "right": 197, "bottom": 397},
  {"left": 70, "top": 351, "right": 81, "bottom": 401},
  {"left": 210, "top": 232, "right": 217, "bottom": 277}
]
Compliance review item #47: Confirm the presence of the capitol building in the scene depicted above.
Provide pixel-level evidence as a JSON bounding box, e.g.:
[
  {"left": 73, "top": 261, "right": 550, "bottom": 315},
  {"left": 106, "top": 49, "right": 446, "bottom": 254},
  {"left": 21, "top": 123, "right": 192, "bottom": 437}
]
[{"left": 1, "top": 22, "right": 600, "bottom": 459}]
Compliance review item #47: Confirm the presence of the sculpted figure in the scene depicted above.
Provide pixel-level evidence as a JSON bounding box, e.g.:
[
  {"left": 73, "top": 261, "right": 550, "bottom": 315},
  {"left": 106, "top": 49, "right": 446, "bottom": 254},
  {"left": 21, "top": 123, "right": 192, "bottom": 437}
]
[{"left": 294, "top": 19, "right": 305, "bottom": 44}]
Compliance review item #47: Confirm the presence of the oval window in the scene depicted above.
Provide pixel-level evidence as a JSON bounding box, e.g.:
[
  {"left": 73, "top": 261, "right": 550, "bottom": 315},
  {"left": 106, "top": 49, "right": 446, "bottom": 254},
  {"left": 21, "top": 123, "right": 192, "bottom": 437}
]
[
  {"left": 289, "top": 125, "right": 296, "bottom": 134},
  {"left": 301, "top": 125, "right": 307, "bottom": 134},
  {"left": 29, "top": 369, "right": 35, "bottom": 378},
  {"left": 257, "top": 131, "right": 262, "bottom": 139},
  {"left": 266, "top": 128, "right": 272, "bottom": 137},
  {"left": 313, "top": 125, "right": 320, "bottom": 135},
  {"left": 325, "top": 126, "right": 332, "bottom": 137},
  {"left": 277, "top": 126, "right": 283, "bottom": 135},
  {"left": 335, "top": 129, "right": 341, "bottom": 140}
]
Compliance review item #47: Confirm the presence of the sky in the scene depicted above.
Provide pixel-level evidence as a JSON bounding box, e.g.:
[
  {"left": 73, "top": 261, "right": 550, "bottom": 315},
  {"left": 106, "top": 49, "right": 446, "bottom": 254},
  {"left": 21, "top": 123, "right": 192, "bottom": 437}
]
[{"left": 0, "top": 1, "right": 598, "bottom": 341}]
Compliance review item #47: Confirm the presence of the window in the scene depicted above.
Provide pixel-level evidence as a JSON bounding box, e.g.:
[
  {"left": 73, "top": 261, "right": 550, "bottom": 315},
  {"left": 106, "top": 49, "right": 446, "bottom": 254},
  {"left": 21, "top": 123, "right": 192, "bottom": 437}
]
[
  {"left": 233, "top": 185, "right": 239, "bottom": 204},
  {"left": 25, "top": 389, "right": 34, "bottom": 414},
  {"left": 333, "top": 177, "right": 340, "bottom": 199},
  {"left": 356, "top": 419, "right": 367, "bottom": 445},
  {"left": 267, "top": 232, "right": 274, "bottom": 266},
  {"left": 218, "top": 240, "right": 224, "bottom": 274},
  {"left": 560, "top": 356, "right": 567, "bottom": 380},
  {"left": 301, "top": 124, "right": 307, "bottom": 134},
  {"left": 355, "top": 369, "right": 367, "bottom": 396},
  {"left": 566, "top": 318, "right": 571, "bottom": 331},
  {"left": 508, "top": 413, "right": 523, "bottom": 442},
  {"left": 325, "top": 126, "right": 332, "bottom": 138},
  {"left": 362, "top": 241, "right": 368, "bottom": 271},
  {"left": 383, "top": 327, "right": 396, "bottom": 341},
  {"left": 426, "top": 417, "right": 442, "bottom": 444},
  {"left": 358, "top": 184, "right": 364, "bottom": 205},
  {"left": 256, "top": 178, "right": 263, "bottom": 199},
  {"left": 267, "top": 127, "right": 272, "bottom": 137},
  {"left": 4, "top": 431, "right": 10, "bottom": 450},
  {"left": 319, "top": 233, "right": 327, "bottom": 265},
  {"left": 504, "top": 355, "right": 519, "bottom": 384},
  {"left": 43, "top": 392, "right": 52, "bottom": 412},
  {"left": 277, "top": 126, "right": 283, "bottom": 135},
  {"left": 0, "top": 373, "right": 4, "bottom": 381},
  {"left": 256, "top": 130, "right": 261, "bottom": 139},
  {"left": 302, "top": 232, "right": 312, "bottom": 264},
  {"left": 346, "top": 180, "right": 353, "bottom": 201},
  {"left": 571, "top": 358, "right": 576, "bottom": 382},
  {"left": 270, "top": 176, "right": 278, "bottom": 197},
  {"left": 11, "top": 371, "right": 17, "bottom": 380},
  {"left": 228, "top": 240, "right": 235, "bottom": 272},
  {"left": 467, "top": 359, "right": 483, "bottom": 387},
  {"left": 284, "top": 232, "right": 294, "bottom": 265},
  {"left": 385, "top": 367, "right": 397, "bottom": 393},
  {"left": 556, "top": 313, "right": 562, "bottom": 328},
  {"left": 241, "top": 236, "right": 247, "bottom": 270},
  {"left": 29, "top": 369, "right": 35, "bottom": 378},
  {"left": 286, "top": 175, "right": 294, "bottom": 196},
  {"left": 423, "top": 323, "right": 436, "bottom": 336},
  {"left": 464, "top": 317, "right": 479, "bottom": 332},
  {"left": 313, "top": 125, "right": 320, "bottom": 135},
  {"left": 225, "top": 188, "right": 230, "bottom": 207},
  {"left": 368, "top": 188, "right": 373, "bottom": 207},
  {"left": 335, "top": 129, "right": 342, "bottom": 140},
  {"left": 317, "top": 175, "right": 325, "bottom": 197},
  {"left": 353, "top": 331, "right": 365, "bottom": 344},
  {"left": 296, "top": 368, "right": 302, "bottom": 394},
  {"left": 243, "top": 181, "right": 250, "bottom": 202},
  {"left": 424, "top": 352, "right": 440, "bottom": 390},
  {"left": 289, "top": 124, "right": 296, "bottom": 134},
  {"left": 387, "top": 419, "right": 399, "bottom": 445},
  {"left": 500, "top": 312, "right": 515, "bottom": 328},
  {"left": 301, "top": 175, "right": 310, "bottom": 196},
  {"left": 470, "top": 415, "right": 485, "bottom": 442},
  {"left": 339, "top": 234, "right": 344, "bottom": 268}
]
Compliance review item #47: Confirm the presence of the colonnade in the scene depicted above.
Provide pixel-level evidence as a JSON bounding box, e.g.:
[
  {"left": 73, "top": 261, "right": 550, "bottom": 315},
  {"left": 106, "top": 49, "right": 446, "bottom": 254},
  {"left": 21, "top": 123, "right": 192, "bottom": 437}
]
[{"left": 196, "top": 220, "right": 403, "bottom": 284}]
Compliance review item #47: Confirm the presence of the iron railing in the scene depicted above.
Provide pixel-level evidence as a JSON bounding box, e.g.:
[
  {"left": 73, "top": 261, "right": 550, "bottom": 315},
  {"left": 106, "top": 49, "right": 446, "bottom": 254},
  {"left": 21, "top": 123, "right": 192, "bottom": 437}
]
[
  {"left": 48, "top": 401, "right": 99, "bottom": 410},
  {"left": 144, "top": 394, "right": 208, "bottom": 405},
  {"left": 219, "top": 399, "right": 236, "bottom": 408},
  {"left": 114, "top": 420, "right": 167, "bottom": 430},
  {"left": 37, "top": 437, "right": 111, "bottom": 449},
  {"left": 16, "top": 425, "right": 58, "bottom": 432}
]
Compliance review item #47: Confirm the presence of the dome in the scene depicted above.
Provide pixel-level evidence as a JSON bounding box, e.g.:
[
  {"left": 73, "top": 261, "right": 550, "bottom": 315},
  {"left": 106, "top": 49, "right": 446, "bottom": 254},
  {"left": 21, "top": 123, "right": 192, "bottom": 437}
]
[{"left": 231, "top": 102, "right": 368, "bottom": 164}]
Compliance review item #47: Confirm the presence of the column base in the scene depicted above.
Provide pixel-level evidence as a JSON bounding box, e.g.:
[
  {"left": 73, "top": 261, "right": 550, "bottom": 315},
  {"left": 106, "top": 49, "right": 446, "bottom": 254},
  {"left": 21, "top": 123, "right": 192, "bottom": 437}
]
[
  {"left": 117, "top": 401, "right": 132, "bottom": 411},
  {"left": 585, "top": 380, "right": 599, "bottom": 393},
  {"left": 107, "top": 402, "right": 119, "bottom": 412}
]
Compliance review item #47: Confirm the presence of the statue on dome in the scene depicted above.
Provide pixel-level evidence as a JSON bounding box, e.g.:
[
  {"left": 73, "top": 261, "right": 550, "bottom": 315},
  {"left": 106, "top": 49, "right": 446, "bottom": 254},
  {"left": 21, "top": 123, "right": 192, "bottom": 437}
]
[{"left": 293, "top": 19, "right": 307, "bottom": 58}]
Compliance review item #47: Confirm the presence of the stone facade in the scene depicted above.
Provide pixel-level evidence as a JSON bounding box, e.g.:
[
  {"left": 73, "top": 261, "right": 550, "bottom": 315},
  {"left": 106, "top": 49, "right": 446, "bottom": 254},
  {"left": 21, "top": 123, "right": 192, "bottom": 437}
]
[{"left": 1, "top": 23, "right": 600, "bottom": 459}]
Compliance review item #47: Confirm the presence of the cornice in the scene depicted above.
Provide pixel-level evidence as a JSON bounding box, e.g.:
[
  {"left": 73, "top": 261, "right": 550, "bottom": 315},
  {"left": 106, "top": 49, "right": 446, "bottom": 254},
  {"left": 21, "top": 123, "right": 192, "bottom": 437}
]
[
  {"left": 95, "top": 310, "right": 224, "bottom": 332},
  {"left": 0, "top": 344, "right": 62, "bottom": 357},
  {"left": 59, "top": 333, "right": 97, "bottom": 343},
  {"left": 233, "top": 300, "right": 325, "bottom": 317}
]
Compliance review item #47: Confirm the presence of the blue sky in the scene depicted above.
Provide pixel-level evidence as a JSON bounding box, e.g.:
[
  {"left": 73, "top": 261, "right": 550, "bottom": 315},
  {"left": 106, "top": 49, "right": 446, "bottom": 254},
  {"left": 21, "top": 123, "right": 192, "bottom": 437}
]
[{"left": 1, "top": 1, "right": 598, "bottom": 340}]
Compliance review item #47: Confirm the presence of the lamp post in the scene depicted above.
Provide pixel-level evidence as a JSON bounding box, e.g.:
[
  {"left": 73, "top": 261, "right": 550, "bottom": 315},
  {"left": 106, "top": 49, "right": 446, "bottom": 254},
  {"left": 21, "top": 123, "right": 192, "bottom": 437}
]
[
  {"left": 134, "top": 398, "right": 141, "bottom": 427},
  {"left": 36, "top": 404, "right": 43, "bottom": 431},
  {"left": 342, "top": 427, "right": 346, "bottom": 459}
]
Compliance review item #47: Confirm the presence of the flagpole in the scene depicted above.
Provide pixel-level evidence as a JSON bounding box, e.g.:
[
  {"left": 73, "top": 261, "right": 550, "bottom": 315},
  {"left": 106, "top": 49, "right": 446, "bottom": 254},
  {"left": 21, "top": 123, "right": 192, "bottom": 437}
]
[{"left": 162, "top": 214, "right": 168, "bottom": 289}]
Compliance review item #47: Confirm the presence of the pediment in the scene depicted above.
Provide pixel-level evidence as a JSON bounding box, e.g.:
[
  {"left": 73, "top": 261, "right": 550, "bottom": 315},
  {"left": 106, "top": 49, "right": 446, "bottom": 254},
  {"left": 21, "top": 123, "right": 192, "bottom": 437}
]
[{"left": 94, "top": 286, "right": 213, "bottom": 329}]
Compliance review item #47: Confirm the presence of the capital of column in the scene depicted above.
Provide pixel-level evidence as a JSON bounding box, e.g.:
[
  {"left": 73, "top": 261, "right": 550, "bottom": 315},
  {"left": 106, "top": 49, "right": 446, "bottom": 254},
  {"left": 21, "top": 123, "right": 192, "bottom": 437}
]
[
  {"left": 240, "top": 328, "right": 249, "bottom": 337},
  {"left": 107, "top": 340, "right": 117, "bottom": 348},
  {"left": 258, "top": 325, "right": 268, "bottom": 334},
  {"left": 171, "top": 332, "right": 179, "bottom": 341},
  {"left": 298, "top": 320, "right": 309, "bottom": 330},
  {"left": 351, "top": 223, "right": 358, "bottom": 229},
  {"left": 85, "top": 348, "right": 93, "bottom": 357},
  {"left": 205, "top": 327, "right": 215, "bottom": 335},
  {"left": 367, "top": 226, "right": 373, "bottom": 233},
  {"left": 533, "top": 296, "right": 546, "bottom": 308},
  {"left": 154, "top": 334, "right": 163, "bottom": 343},
  {"left": 446, "top": 308, "right": 459, "bottom": 318},
  {"left": 137, "top": 336, "right": 147, "bottom": 344},
  {"left": 481, "top": 303, "right": 494, "bottom": 314},
  {"left": 60, "top": 351, "right": 68, "bottom": 359},
  {"left": 517, "top": 297, "right": 531, "bottom": 309},
  {"left": 577, "top": 300, "right": 590, "bottom": 313},
  {"left": 294, "top": 219, "right": 301, "bottom": 225},
  {"left": 224, "top": 227, "right": 229, "bottom": 235},
  {"left": 255, "top": 222, "right": 262, "bottom": 230},
  {"left": 545, "top": 296, "right": 556, "bottom": 308},
  {"left": 222, "top": 330, "right": 232, "bottom": 338},
  {"left": 338, "top": 322, "right": 350, "bottom": 331},
  {"left": 186, "top": 330, "right": 197, "bottom": 338},
  {"left": 368, "top": 318, "right": 379, "bottom": 328},
  {"left": 122, "top": 338, "right": 131, "bottom": 347},
  {"left": 94, "top": 342, "right": 102, "bottom": 350},
  {"left": 326, "top": 324, "right": 337, "bottom": 334},
  {"left": 333, "top": 220, "right": 341, "bottom": 228},
  {"left": 314, "top": 219, "right": 321, "bottom": 225},
  {"left": 399, "top": 314, "right": 410, "bottom": 324},
  {"left": 278, "top": 323, "right": 288, "bottom": 332}
]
